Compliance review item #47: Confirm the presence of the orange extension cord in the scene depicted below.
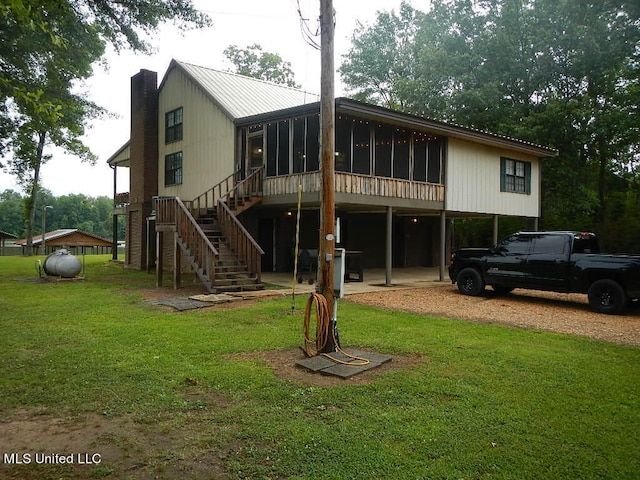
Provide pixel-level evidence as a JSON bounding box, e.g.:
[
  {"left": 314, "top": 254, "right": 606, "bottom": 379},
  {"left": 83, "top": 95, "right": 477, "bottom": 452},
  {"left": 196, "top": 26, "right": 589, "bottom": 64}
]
[{"left": 303, "top": 292, "right": 370, "bottom": 366}]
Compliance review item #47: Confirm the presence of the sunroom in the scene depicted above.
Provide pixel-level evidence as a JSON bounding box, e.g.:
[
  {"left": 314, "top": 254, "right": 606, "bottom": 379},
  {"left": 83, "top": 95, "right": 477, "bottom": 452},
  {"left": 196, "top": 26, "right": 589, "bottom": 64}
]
[{"left": 235, "top": 98, "right": 446, "bottom": 210}]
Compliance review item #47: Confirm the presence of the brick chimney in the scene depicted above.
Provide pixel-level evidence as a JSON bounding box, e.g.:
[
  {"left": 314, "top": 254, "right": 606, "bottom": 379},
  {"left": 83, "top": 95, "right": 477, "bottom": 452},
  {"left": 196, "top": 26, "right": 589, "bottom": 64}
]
[{"left": 126, "top": 69, "right": 158, "bottom": 270}]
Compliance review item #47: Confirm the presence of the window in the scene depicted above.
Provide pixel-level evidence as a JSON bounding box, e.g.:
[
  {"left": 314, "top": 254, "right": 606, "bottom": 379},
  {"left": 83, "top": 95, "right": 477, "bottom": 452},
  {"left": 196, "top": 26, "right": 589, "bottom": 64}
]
[
  {"left": 531, "top": 235, "right": 568, "bottom": 255},
  {"left": 352, "top": 121, "right": 371, "bottom": 175},
  {"left": 393, "top": 128, "right": 410, "bottom": 180},
  {"left": 375, "top": 124, "right": 393, "bottom": 178},
  {"left": 266, "top": 123, "right": 277, "bottom": 177},
  {"left": 335, "top": 117, "right": 352, "bottom": 173},
  {"left": 496, "top": 234, "right": 531, "bottom": 255},
  {"left": 427, "top": 138, "right": 442, "bottom": 183},
  {"left": 277, "top": 119, "right": 290, "bottom": 175},
  {"left": 501, "top": 157, "right": 531, "bottom": 194},
  {"left": 306, "top": 115, "right": 320, "bottom": 171},
  {"left": 414, "top": 133, "right": 428, "bottom": 182},
  {"left": 165, "top": 107, "right": 183, "bottom": 143},
  {"left": 293, "top": 117, "right": 306, "bottom": 173},
  {"left": 165, "top": 152, "right": 183, "bottom": 186}
]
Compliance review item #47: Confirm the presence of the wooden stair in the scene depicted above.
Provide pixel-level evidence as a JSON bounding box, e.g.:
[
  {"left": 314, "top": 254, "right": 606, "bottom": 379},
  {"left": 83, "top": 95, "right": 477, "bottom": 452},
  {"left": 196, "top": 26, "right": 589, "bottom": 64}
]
[
  {"left": 155, "top": 167, "right": 265, "bottom": 294},
  {"left": 194, "top": 209, "right": 264, "bottom": 292}
]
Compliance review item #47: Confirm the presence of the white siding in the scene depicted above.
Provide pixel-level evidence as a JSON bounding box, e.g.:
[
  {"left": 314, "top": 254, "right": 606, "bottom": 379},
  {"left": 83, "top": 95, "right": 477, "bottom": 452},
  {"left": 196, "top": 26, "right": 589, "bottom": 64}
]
[
  {"left": 158, "top": 68, "right": 236, "bottom": 200},
  {"left": 445, "top": 138, "right": 540, "bottom": 217}
]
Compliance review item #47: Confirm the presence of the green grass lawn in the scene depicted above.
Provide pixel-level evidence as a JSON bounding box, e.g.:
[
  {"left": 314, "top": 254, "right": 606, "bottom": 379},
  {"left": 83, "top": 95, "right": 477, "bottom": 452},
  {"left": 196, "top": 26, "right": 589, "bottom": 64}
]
[{"left": 0, "top": 255, "right": 638, "bottom": 479}]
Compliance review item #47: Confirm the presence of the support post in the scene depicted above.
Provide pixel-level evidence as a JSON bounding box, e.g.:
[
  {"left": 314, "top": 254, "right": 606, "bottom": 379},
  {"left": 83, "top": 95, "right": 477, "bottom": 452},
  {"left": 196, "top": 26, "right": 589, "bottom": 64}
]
[
  {"left": 493, "top": 214, "right": 499, "bottom": 245},
  {"left": 385, "top": 206, "right": 393, "bottom": 286},
  {"left": 155, "top": 231, "right": 163, "bottom": 287},
  {"left": 439, "top": 210, "right": 447, "bottom": 281},
  {"left": 319, "top": 0, "right": 336, "bottom": 352},
  {"left": 173, "top": 231, "right": 181, "bottom": 290},
  {"left": 112, "top": 165, "right": 118, "bottom": 260}
]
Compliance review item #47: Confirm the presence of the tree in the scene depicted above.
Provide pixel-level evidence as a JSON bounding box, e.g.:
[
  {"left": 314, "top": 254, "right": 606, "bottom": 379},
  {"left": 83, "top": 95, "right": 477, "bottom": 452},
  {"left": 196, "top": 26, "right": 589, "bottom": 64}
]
[
  {"left": 0, "top": 190, "right": 25, "bottom": 237},
  {"left": 223, "top": 44, "right": 300, "bottom": 88},
  {"left": 0, "top": 189, "right": 126, "bottom": 244},
  {"left": 340, "top": 0, "right": 640, "bottom": 250},
  {"left": 339, "top": 2, "right": 419, "bottom": 110},
  {"left": 1, "top": 1, "right": 211, "bottom": 255}
]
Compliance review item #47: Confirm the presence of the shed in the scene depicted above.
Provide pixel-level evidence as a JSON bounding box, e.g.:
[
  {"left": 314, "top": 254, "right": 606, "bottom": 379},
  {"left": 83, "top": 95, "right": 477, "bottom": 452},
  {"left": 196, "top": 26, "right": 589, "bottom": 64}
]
[
  {"left": 0, "top": 230, "right": 18, "bottom": 256},
  {"left": 16, "top": 229, "right": 113, "bottom": 255}
]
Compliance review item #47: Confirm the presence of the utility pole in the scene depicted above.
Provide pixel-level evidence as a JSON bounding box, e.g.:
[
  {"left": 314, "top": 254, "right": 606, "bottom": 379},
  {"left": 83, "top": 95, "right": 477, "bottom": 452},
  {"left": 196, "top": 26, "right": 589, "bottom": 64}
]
[{"left": 318, "top": 0, "right": 336, "bottom": 352}]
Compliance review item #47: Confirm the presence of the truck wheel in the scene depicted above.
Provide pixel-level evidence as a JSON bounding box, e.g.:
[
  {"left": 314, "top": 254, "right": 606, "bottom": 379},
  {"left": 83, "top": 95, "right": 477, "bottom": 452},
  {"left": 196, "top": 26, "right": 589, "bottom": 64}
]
[
  {"left": 587, "top": 279, "right": 627, "bottom": 315},
  {"left": 456, "top": 268, "right": 485, "bottom": 296}
]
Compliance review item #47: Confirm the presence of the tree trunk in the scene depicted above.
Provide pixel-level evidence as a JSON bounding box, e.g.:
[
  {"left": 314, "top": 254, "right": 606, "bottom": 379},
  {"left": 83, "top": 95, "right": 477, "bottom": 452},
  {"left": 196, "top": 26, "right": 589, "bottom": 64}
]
[{"left": 24, "top": 130, "right": 47, "bottom": 256}]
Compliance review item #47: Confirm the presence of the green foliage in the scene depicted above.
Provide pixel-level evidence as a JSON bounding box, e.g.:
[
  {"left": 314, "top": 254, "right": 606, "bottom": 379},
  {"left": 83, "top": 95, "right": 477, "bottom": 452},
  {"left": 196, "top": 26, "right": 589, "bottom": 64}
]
[
  {"left": 0, "top": 255, "right": 638, "bottom": 479},
  {"left": 0, "top": 188, "right": 123, "bottom": 240},
  {"left": 1, "top": 0, "right": 210, "bottom": 254},
  {"left": 223, "top": 44, "right": 300, "bottom": 88},
  {"left": 340, "top": 0, "right": 640, "bottom": 250},
  {"left": 339, "top": 2, "right": 419, "bottom": 110}
]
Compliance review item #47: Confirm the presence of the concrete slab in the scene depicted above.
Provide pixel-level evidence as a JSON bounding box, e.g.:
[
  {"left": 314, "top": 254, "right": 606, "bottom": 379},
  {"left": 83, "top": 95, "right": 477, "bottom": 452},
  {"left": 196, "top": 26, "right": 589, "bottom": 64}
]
[
  {"left": 189, "top": 293, "right": 241, "bottom": 303},
  {"left": 152, "top": 297, "right": 212, "bottom": 311},
  {"left": 263, "top": 267, "right": 447, "bottom": 295},
  {"left": 296, "top": 348, "right": 392, "bottom": 379}
]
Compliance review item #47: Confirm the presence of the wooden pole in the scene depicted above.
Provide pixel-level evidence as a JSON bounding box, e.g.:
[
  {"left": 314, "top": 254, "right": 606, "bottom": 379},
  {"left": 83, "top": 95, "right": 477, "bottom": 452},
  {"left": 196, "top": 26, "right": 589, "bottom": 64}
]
[{"left": 319, "top": 0, "right": 336, "bottom": 351}]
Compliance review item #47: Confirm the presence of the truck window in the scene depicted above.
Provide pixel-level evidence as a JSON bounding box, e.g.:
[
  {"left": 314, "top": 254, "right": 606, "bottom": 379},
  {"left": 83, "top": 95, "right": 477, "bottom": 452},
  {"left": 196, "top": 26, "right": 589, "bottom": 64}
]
[
  {"left": 573, "top": 235, "right": 600, "bottom": 254},
  {"left": 531, "top": 235, "right": 568, "bottom": 255},
  {"left": 496, "top": 235, "right": 531, "bottom": 255}
]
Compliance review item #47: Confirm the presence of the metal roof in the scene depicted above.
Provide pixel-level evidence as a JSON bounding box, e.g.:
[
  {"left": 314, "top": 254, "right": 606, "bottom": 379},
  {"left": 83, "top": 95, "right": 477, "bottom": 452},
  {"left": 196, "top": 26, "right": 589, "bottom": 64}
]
[
  {"left": 0, "top": 230, "right": 17, "bottom": 239},
  {"left": 164, "top": 60, "right": 320, "bottom": 120},
  {"left": 16, "top": 229, "right": 112, "bottom": 246},
  {"left": 238, "top": 98, "right": 558, "bottom": 158}
]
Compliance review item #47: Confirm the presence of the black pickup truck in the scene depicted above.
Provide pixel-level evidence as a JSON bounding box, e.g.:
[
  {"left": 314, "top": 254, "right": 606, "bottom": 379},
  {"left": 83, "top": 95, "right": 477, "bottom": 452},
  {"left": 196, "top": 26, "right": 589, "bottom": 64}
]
[{"left": 449, "top": 231, "right": 640, "bottom": 314}]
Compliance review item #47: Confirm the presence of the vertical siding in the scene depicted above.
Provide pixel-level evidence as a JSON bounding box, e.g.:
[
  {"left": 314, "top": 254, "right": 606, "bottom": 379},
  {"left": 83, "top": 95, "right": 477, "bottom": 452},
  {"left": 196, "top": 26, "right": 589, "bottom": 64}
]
[
  {"left": 445, "top": 138, "right": 540, "bottom": 217},
  {"left": 158, "top": 69, "right": 236, "bottom": 201}
]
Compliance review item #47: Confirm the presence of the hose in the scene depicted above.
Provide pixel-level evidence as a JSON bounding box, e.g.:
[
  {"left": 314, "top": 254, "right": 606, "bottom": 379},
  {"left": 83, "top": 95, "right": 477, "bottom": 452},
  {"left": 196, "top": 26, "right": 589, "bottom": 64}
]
[{"left": 303, "top": 292, "right": 370, "bottom": 366}]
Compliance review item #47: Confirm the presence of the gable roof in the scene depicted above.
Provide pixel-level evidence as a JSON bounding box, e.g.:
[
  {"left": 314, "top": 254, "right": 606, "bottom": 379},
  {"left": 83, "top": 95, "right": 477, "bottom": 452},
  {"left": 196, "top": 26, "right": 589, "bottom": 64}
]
[
  {"left": 0, "top": 230, "right": 17, "bottom": 240},
  {"left": 161, "top": 59, "right": 320, "bottom": 120},
  {"left": 16, "top": 229, "right": 112, "bottom": 247}
]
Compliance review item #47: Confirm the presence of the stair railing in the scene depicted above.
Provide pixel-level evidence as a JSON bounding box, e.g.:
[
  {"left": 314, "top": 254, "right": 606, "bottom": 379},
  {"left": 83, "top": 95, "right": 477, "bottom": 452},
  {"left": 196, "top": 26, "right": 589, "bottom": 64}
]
[
  {"left": 185, "top": 166, "right": 264, "bottom": 214},
  {"left": 156, "top": 196, "right": 219, "bottom": 286},
  {"left": 216, "top": 200, "right": 265, "bottom": 282},
  {"left": 226, "top": 166, "right": 264, "bottom": 206}
]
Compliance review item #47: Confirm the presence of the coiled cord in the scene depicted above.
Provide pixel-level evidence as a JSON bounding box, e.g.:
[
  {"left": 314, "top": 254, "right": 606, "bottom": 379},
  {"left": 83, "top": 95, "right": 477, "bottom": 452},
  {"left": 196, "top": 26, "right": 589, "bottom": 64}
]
[{"left": 303, "top": 293, "right": 370, "bottom": 366}]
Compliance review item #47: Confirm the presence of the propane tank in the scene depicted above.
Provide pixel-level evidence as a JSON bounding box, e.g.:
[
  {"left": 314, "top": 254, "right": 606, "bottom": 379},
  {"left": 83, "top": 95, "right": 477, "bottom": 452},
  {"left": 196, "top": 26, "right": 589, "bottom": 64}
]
[{"left": 43, "top": 249, "right": 82, "bottom": 278}]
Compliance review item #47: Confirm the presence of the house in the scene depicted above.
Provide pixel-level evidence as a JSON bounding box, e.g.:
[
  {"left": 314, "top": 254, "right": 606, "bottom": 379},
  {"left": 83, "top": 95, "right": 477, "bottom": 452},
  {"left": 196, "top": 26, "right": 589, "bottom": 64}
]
[{"left": 107, "top": 59, "right": 558, "bottom": 292}]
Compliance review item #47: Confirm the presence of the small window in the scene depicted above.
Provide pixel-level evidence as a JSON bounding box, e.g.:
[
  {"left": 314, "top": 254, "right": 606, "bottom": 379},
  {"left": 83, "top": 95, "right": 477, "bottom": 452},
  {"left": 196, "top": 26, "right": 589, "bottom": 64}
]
[
  {"left": 500, "top": 157, "right": 531, "bottom": 194},
  {"left": 496, "top": 234, "right": 531, "bottom": 255},
  {"left": 531, "top": 235, "right": 568, "bottom": 254},
  {"left": 166, "top": 107, "right": 183, "bottom": 143},
  {"left": 165, "top": 152, "right": 183, "bottom": 186}
]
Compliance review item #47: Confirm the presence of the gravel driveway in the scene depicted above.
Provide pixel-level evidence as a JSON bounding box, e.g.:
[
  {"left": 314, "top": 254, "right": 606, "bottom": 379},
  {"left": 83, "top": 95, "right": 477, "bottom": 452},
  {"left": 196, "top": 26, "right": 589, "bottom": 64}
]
[{"left": 346, "top": 284, "right": 640, "bottom": 347}]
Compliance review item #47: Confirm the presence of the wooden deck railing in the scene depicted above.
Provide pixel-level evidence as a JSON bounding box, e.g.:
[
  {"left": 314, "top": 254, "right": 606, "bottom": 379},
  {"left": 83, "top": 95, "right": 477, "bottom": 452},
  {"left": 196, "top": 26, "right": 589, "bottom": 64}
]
[
  {"left": 262, "top": 171, "right": 445, "bottom": 202},
  {"left": 216, "top": 200, "right": 265, "bottom": 282},
  {"left": 188, "top": 166, "right": 265, "bottom": 214},
  {"left": 155, "top": 196, "right": 219, "bottom": 286}
]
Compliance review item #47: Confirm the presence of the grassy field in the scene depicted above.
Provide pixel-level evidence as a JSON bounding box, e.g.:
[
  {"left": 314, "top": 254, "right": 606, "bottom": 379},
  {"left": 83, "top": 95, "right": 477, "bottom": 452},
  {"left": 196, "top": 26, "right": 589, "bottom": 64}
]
[{"left": 0, "top": 255, "right": 638, "bottom": 479}]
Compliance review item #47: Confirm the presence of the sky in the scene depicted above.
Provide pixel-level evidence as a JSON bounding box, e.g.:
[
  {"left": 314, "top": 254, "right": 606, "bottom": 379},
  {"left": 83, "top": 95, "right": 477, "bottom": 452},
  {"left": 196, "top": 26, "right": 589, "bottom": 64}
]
[{"left": 0, "top": 0, "right": 418, "bottom": 198}]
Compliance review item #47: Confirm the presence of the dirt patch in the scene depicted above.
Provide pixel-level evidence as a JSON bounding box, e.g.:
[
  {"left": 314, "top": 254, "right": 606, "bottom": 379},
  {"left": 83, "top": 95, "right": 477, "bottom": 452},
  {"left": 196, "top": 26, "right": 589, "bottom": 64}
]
[
  {"left": 229, "top": 348, "right": 423, "bottom": 387},
  {"left": 0, "top": 405, "right": 233, "bottom": 480},
  {"left": 347, "top": 284, "right": 640, "bottom": 347}
]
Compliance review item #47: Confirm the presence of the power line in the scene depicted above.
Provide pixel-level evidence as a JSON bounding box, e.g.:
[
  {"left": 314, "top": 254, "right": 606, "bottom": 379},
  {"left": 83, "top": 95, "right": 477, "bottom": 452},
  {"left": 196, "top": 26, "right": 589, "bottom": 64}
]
[{"left": 296, "top": 0, "right": 320, "bottom": 50}]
